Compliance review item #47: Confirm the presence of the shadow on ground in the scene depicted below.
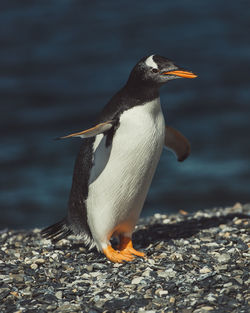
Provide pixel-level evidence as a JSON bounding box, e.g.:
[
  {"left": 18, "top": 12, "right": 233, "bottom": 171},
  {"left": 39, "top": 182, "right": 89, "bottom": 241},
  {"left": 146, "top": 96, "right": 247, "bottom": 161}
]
[{"left": 133, "top": 213, "right": 249, "bottom": 248}]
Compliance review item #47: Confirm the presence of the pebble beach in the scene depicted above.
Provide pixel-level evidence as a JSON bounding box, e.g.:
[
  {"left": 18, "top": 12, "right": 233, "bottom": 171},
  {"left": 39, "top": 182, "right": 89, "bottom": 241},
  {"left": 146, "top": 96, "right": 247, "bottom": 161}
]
[{"left": 0, "top": 203, "right": 249, "bottom": 313}]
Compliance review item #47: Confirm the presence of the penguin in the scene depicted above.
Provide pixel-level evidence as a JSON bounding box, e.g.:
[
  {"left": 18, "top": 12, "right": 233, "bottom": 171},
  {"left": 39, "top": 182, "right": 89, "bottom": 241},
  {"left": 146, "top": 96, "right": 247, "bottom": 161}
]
[{"left": 42, "top": 54, "right": 197, "bottom": 263}]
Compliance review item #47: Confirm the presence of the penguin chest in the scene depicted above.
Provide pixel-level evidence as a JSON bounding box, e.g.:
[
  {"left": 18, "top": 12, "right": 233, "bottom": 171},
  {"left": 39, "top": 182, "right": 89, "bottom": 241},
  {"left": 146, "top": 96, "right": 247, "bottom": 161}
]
[{"left": 86, "top": 99, "right": 165, "bottom": 244}]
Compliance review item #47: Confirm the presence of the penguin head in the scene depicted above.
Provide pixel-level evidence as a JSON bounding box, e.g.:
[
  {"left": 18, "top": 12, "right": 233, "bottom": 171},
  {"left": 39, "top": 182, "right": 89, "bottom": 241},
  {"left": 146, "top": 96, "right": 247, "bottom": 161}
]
[{"left": 127, "top": 54, "right": 197, "bottom": 87}]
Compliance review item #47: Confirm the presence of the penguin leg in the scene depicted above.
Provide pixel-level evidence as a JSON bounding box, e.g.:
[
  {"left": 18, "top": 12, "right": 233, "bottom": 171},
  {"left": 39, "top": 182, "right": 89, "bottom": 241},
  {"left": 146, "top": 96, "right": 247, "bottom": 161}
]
[
  {"left": 118, "top": 236, "right": 145, "bottom": 258},
  {"left": 103, "top": 245, "right": 135, "bottom": 263}
]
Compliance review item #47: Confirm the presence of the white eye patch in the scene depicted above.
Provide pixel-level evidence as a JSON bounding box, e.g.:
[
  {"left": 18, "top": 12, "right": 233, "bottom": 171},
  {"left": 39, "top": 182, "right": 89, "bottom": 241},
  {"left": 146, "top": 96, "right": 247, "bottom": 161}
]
[{"left": 145, "top": 55, "right": 158, "bottom": 69}]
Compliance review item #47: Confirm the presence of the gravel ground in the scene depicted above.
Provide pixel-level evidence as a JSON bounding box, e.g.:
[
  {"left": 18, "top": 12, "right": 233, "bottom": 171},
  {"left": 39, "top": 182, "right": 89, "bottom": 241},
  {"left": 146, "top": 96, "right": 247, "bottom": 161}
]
[{"left": 0, "top": 203, "right": 249, "bottom": 313}]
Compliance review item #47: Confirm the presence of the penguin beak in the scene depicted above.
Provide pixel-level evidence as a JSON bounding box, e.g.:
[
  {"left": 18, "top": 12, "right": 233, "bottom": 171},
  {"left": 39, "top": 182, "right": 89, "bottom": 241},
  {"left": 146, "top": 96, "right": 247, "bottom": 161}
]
[{"left": 162, "top": 70, "right": 197, "bottom": 79}]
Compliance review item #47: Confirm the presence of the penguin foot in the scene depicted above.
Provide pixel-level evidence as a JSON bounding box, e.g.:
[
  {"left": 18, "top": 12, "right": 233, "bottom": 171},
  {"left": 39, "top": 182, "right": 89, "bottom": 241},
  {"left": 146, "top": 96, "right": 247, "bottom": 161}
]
[
  {"left": 103, "top": 245, "right": 135, "bottom": 263},
  {"left": 119, "top": 237, "right": 145, "bottom": 258}
]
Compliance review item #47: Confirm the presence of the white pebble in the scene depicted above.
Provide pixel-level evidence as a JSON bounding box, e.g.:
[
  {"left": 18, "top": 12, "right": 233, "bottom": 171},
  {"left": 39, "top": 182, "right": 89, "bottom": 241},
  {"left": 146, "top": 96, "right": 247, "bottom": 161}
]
[
  {"left": 30, "top": 263, "right": 38, "bottom": 270},
  {"left": 131, "top": 277, "right": 144, "bottom": 284},
  {"left": 199, "top": 267, "right": 212, "bottom": 274}
]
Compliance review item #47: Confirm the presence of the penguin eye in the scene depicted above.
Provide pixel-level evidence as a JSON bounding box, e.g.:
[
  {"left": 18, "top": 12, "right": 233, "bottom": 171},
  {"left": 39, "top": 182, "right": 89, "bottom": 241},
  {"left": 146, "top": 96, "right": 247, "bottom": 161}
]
[{"left": 151, "top": 68, "right": 159, "bottom": 73}]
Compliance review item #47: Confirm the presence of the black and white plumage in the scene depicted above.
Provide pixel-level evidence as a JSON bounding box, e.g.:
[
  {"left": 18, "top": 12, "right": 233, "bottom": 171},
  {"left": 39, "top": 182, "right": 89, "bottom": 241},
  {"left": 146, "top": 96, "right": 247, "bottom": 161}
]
[{"left": 42, "top": 54, "right": 197, "bottom": 263}]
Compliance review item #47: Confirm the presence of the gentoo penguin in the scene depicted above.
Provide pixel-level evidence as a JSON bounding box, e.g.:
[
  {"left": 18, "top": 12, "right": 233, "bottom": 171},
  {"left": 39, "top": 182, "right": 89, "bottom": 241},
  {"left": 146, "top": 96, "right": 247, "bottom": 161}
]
[{"left": 42, "top": 54, "right": 197, "bottom": 263}]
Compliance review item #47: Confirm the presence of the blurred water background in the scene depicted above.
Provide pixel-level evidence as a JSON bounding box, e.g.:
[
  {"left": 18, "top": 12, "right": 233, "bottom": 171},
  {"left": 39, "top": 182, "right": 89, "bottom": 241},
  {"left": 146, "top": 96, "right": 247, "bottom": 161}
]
[{"left": 1, "top": 1, "right": 250, "bottom": 229}]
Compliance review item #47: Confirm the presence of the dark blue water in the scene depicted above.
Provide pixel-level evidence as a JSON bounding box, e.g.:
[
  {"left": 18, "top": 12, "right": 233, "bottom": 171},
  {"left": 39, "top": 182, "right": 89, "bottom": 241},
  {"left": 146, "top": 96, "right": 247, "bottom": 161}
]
[{"left": 1, "top": 1, "right": 250, "bottom": 229}]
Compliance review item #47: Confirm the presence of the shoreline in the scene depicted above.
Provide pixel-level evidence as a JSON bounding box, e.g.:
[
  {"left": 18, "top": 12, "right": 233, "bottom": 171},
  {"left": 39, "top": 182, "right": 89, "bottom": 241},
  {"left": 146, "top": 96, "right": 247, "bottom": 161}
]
[{"left": 1, "top": 203, "right": 249, "bottom": 312}]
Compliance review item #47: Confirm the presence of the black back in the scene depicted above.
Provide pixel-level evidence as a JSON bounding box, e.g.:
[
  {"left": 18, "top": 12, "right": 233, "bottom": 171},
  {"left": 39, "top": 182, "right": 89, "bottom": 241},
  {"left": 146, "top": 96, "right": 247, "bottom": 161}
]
[{"left": 67, "top": 137, "right": 95, "bottom": 236}]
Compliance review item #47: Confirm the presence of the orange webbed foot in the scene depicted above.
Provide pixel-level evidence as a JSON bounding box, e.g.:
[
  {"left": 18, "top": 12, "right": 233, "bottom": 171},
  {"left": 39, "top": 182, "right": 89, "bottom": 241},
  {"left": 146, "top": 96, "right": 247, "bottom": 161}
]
[
  {"left": 103, "top": 245, "right": 135, "bottom": 263},
  {"left": 119, "top": 237, "right": 145, "bottom": 258}
]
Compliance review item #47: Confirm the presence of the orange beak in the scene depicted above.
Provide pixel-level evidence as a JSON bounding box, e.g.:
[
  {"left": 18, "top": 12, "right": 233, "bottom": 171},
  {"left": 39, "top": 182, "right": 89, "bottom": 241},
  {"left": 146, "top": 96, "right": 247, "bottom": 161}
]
[{"left": 162, "top": 70, "right": 197, "bottom": 79}]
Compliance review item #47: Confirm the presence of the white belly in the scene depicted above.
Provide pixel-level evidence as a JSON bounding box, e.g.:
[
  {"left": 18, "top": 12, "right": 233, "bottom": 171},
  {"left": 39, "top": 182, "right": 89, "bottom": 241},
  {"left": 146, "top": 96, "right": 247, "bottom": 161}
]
[{"left": 86, "top": 98, "right": 165, "bottom": 249}]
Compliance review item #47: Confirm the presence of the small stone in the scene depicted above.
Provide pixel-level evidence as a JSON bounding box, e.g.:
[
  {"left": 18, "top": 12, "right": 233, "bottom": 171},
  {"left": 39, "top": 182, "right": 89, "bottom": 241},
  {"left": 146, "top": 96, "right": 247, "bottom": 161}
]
[
  {"left": 199, "top": 267, "right": 212, "bottom": 274},
  {"left": 200, "top": 237, "right": 212, "bottom": 242},
  {"left": 35, "top": 258, "right": 45, "bottom": 264},
  {"left": 51, "top": 253, "right": 58, "bottom": 260},
  {"left": 30, "top": 263, "right": 38, "bottom": 270},
  {"left": 242, "top": 252, "right": 250, "bottom": 258},
  {"left": 57, "top": 304, "right": 81, "bottom": 312},
  {"left": 227, "top": 248, "right": 237, "bottom": 254},
  {"left": 232, "top": 202, "right": 242, "bottom": 211},
  {"left": 154, "top": 213, "right": 162, "bottom": 219},
  {"left": 81, "top": 273, "right": 90, "bottom": 279},
  {"left": 201, "top": 306, "right": 214, "bottom": 311},
  {"left": 169, "top": 252, "right": 183, "bottom": 261},
  {"left": 159, "top": 290, "right": 168, "bottom": 297},
  {"left": 158, "top": 269, "right": 176, "bottom": 278},
  {"left": 155, "top": 288, "right": 162, "bottom": 296},
  {"left": 158, "top": 252, "right": 167, "bottom": 258},
  {"left": 205, "top": 242, "right": 219, "bottom": 248},
  {"left": 10, "top": 291, "right": 19, "bottom": 298},
  {"left": 46, "top": 305, "right": 58, "bottom": 310},
  {"left": 24, "top": 257, "right": 32, "bottom": 265},
  {"left": 221, "top": 232, "right": 230, "bottom": 238},
  {"left": 11, "top": 274, "right": 24, "bottom": 282},
  {"left": 55, "top": 291, "right": 63, "bottom": 299},
  {"left": 219, "top": 224, "right": 227, "bottom": 229},
  {"left": 191, "top": 254, "right": 200, "bottom": 261},
  {"left": 0, "top": 275, "right": 9, "bottom": 281},
  {"left": 169, "top": 297, "right": 175, "bottom": 304},
  {"left": 234, "top": 218, "right": 242, "bottom": 225},
  {"left": 234, "top": 277, "right": 243, "bottom": 285},
  {"left": 163, "top": 218, "right": 170, "bottom": 224},
  {"left": 155, "top": 242, "right": 164, "bottom": 251},
  {"left": 216, "top": 253, "right": 231, "bottom": 263},
  {"left": 206, "top": 293, "right": 216, "bottom": 302},
  {"left": 147, "top": 259, "right": 155, "bottom": 265},
  {"left": 95, "top": 300, "right": 105, "bottom": 308},
  {"left": 131, "top": 277, "right": 144, "bottom": 284},
  {"left": 21, "top": 287, "right": 32, "bottom": 296},
  {"left": 86, "top": 265, "right": 93, "bottom": 272},
  {"left": 197, "top": 272, "right": 215, "bottom": 281},
  {"left": 191, "top": 245, "right": 200, "bottom": 249},
  {"left": 214, "top": 264, "right": 228, "bottom": 271},
  {"left": 142, "top": 270, "right": 151, "bottom": 277}
]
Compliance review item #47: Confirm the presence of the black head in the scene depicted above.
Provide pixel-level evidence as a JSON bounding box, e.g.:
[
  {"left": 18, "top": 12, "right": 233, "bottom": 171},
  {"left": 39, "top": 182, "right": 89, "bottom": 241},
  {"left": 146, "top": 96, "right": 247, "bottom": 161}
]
[{"left": 127, "top": 54, "right": 197, "bottom": 87}]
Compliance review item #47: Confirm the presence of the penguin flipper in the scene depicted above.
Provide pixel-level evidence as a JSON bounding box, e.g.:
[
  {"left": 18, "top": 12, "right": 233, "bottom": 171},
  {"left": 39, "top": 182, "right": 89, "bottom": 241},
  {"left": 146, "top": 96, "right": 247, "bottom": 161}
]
[
  {"left": 56, "top": 120, "right": 115, "bottom": 140},
  {"left": 165, "top": 126, "right": 191, "bottom": 162}
]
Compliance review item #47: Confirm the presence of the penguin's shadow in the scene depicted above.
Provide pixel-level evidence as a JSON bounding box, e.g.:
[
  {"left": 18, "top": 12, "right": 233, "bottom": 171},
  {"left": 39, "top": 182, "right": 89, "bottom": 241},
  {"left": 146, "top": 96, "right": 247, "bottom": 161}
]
[{"left": 133, "top": 212, "right": 249, "bottom": 249}]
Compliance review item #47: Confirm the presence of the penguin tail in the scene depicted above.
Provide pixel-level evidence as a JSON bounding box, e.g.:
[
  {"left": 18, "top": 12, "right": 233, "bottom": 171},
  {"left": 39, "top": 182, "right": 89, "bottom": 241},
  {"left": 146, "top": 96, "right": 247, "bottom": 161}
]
[{"left": 41, "top": 218, "right": 73, "bottom": 243}]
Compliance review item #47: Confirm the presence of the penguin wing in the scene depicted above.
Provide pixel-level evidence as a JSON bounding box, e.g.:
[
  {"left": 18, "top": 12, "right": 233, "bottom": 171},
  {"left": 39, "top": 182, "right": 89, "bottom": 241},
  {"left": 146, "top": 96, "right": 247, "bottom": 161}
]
[
  {"left": 56, "top": 120, "right": 116, "bottom": 140},
  {"left": 165, "top": 126, "right": 191, "bottom": 162}
]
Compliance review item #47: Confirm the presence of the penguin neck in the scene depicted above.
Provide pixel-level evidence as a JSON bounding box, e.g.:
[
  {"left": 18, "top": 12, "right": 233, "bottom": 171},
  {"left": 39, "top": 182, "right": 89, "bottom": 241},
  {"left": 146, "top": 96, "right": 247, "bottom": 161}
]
[
  {"left": 97, "top": 78, "right": 161, "bottom": 124},
  {"left": 124, "top": 79, "right": 159, "bottom": 103}
]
